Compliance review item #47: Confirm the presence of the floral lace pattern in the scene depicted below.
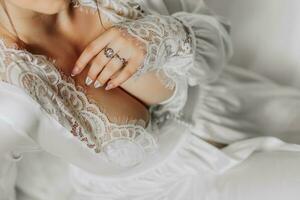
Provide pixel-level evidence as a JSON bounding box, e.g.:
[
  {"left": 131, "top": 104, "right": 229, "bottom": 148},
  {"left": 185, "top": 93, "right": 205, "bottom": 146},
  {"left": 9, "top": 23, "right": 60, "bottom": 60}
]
[
  {"left": 0, "top": 39, "right": 158, "bottom": 167},
  {"left": 72, "top": 0, "right": 147, "bottom": 23},
  {"left": 114, "top": 14, "right": 193, "bottom": 89}
]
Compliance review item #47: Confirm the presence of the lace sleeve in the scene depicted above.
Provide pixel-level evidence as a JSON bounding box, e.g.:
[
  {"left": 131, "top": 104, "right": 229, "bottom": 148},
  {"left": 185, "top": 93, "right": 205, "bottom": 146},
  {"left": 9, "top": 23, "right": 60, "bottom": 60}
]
[
  {"left": 74, "top": 0, "right": 232, "bottom": 87},
  {"left": 170, "top": 10, "right": 233, "bottom": 86},
  {"left": 109, "top": 1, "right": 232, "bottom": 87},
  {"left": 139, "top": 1, "right": 233, "bottom": 127}
]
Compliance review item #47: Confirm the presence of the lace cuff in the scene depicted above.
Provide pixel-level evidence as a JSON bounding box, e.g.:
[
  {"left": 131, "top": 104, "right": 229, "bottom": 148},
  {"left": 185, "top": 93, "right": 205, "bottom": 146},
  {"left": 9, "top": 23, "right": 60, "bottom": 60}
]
[
  {"left": 112, "top": 13, "right": 193, "bottom": 89},
  {"left": 113, "top": 12, "right": 232, "bottom": 96},
  {"left": 154, "top": 12, "right": 232, "bottom": 126},
  {"left": 149, "top": 11, "right": 233, "bottom": 128}
]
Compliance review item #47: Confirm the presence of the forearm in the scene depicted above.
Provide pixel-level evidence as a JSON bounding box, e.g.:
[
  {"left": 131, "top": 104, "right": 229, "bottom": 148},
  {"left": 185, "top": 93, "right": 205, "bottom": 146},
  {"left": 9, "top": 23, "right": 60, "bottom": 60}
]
[{"left": 120, "top": 70, "right": 175, "bottom": 106}]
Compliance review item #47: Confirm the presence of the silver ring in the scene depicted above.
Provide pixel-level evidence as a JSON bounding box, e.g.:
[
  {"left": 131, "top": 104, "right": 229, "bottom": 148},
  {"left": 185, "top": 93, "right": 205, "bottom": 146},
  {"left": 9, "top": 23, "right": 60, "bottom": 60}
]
[
  {"left": 114, "top": 54, "right": 128, "bottom": 67},
  {"left": 104, "top": 47, "right": 115, "bottom": 58}
]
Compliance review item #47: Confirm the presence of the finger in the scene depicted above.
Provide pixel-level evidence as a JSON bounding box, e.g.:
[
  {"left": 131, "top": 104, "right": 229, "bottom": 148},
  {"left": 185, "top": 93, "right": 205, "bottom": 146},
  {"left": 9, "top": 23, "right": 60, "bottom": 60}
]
[
  {"left": 93, "top": 55, "right": 125, "bottom": 88},
  {"left": 105, "top": 59, "right": 142, "bottom": 90},
  {"left": 84, "top": 53, "right": 104, "bottom": 86},
  {"left": 85, "top": 43, "right": 120, "bottom": 86},
  {"left": 72, "top": 28, "right": 118, "bottom": 75},
  {"left": 106, "top": 50, "right": 145, "bottom": 90}
]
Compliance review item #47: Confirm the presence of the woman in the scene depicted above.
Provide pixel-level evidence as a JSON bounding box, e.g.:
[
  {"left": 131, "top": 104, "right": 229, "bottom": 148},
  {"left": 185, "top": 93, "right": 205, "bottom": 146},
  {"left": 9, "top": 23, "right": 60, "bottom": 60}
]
[{"left": 0, "top": 0, "right": 300, "bottom": 199}]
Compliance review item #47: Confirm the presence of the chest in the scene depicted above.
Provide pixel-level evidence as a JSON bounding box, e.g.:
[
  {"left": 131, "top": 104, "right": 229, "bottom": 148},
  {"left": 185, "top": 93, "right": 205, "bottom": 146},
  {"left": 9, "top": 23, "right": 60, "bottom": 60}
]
[
  {"left": 21, "top": 9, "right": 150, "bottom": 124},
  {"left": 27, "top": 7, "right": 111, "bottom": 76}
]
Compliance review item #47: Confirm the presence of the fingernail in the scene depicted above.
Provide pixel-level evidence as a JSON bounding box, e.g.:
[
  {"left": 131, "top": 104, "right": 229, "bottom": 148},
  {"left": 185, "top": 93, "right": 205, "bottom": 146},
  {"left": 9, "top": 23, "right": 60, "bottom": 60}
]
[
  {"left": 94, "top": 80, "right": 102, "bottom": 88},
  {"left": 85, "top": 76, "right": 93, "bottom": 86},
  {"left": 105, "top": 83, "right": 114, "bottom": 90},
  {"left": 72, "top": 67, "right": 80, "bottom": 75}
]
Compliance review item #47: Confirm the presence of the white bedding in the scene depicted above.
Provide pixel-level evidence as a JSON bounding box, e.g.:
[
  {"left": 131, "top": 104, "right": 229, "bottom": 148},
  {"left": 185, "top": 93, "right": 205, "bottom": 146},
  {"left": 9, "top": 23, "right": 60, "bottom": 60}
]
[{"left": 218, "top": 151, "right": 300, "bottom": 200}]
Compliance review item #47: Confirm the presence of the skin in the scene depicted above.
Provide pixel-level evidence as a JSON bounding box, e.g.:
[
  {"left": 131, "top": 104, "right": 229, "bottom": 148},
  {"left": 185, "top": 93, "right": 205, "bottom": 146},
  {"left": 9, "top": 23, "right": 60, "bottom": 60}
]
[
  {"left": 0, "top": 0, "right": 175, "bottom": 126},
  {"left": 72, "top": 25, "right": 147, "bottom": 91}
]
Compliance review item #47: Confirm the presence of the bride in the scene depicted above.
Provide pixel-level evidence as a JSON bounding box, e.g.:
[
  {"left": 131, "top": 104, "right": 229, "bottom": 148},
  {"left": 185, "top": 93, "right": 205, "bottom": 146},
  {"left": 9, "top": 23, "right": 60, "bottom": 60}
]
[{"left": 0, "top": 0, "right": 300, "bottom": 199}]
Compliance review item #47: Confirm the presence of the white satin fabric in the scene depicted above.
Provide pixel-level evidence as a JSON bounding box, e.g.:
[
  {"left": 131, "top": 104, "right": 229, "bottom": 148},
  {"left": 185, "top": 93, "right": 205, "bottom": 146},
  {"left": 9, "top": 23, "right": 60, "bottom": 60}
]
[
  {"left": 1, "top": 0, "right": 300, "bottom": 200},
  {"left": 1, "top": 63, "right": 300, "bottom": 200}
]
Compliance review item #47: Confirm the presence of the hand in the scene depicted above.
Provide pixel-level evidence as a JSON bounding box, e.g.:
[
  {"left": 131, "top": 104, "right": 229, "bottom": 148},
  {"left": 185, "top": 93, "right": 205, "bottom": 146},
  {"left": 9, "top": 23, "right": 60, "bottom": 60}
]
[
  {"left": 72, "top": 26, "right": 147, "bottom": 90},
  {"left": 103, "top": 15, "right": 192, "bottom": 89}
]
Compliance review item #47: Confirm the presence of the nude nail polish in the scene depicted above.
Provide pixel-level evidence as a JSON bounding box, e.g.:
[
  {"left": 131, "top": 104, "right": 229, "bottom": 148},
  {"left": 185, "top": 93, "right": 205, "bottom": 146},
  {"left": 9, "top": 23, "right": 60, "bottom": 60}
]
[
  {"left": 105, "top": 83, "right": 114, "bottom": 90},
  {"left": 94, "top": 80, "right": 102, "bottom": 88},
  {"left": 72, "top": 67, "right": 79, "bottom": 76},
  {"left": 85, "top": 77, "right": 93, "bottom": 86}
]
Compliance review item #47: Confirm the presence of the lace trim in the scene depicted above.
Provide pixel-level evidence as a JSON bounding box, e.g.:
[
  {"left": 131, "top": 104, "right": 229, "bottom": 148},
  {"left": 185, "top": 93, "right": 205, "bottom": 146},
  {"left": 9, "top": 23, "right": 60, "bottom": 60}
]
[
  {"left": 0, "top": 38, "right": 157, "bottom": 155},
  {"left": 114, "top": 14, "right": 193, "bottom": 90},
  {"left": 72, "top": 0, "right": 146, "bottom": 23}
]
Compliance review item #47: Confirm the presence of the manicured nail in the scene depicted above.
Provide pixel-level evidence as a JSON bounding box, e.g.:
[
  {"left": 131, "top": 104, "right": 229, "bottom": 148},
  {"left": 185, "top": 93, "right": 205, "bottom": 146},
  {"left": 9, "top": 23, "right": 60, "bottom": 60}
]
[
  {"left": 105, "top": 83, "right": 114, "bottom": 90},
  {"left": 85, "top": 76, "right": 93, "bottom": 86},
  {"left": 72, "top": 67, "right": 80, "bottom": 76},
  {"left": 94, "top": 80, "right": 102, "bottom": 88}
]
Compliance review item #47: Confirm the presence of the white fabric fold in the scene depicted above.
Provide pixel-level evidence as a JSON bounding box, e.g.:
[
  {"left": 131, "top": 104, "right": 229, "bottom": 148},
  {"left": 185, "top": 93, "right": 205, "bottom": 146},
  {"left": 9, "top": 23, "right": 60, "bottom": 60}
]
[{"left": 188, "top": 65, "right": 300, "bottom": 144}]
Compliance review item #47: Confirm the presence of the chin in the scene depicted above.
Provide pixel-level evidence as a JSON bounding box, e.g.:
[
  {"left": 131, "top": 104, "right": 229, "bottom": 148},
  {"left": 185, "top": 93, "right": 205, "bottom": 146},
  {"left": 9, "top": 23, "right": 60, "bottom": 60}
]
[{"left": 7, "top": 0, "right": 71, "bottom": 14}]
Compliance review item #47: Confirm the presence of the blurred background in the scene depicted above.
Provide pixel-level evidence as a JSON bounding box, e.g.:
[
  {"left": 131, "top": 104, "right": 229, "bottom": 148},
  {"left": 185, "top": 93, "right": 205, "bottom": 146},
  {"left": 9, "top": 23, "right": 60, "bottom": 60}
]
[{"left": 207, "top": 0, "right": 300, "bottom": 88}]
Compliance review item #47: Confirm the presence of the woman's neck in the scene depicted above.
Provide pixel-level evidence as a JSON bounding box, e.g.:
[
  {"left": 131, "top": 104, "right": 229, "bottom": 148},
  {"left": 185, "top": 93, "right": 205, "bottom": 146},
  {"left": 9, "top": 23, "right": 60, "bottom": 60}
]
[{"left": 0, "top": 0, "right": 72, "bottom": 44}]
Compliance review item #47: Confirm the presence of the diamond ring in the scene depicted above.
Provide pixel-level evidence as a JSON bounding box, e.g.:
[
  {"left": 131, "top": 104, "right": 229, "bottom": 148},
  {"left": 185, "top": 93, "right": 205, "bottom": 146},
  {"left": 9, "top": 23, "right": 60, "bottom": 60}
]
[{"left": 104, "top": 47, "right": 115, "bottom": 58}]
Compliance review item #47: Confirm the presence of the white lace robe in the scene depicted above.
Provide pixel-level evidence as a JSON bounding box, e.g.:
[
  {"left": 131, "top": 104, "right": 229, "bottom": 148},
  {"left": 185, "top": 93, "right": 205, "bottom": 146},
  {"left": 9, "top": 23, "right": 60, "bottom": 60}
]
[{"left": 1, "top": 1, "right": 300, "bottom": 200}]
